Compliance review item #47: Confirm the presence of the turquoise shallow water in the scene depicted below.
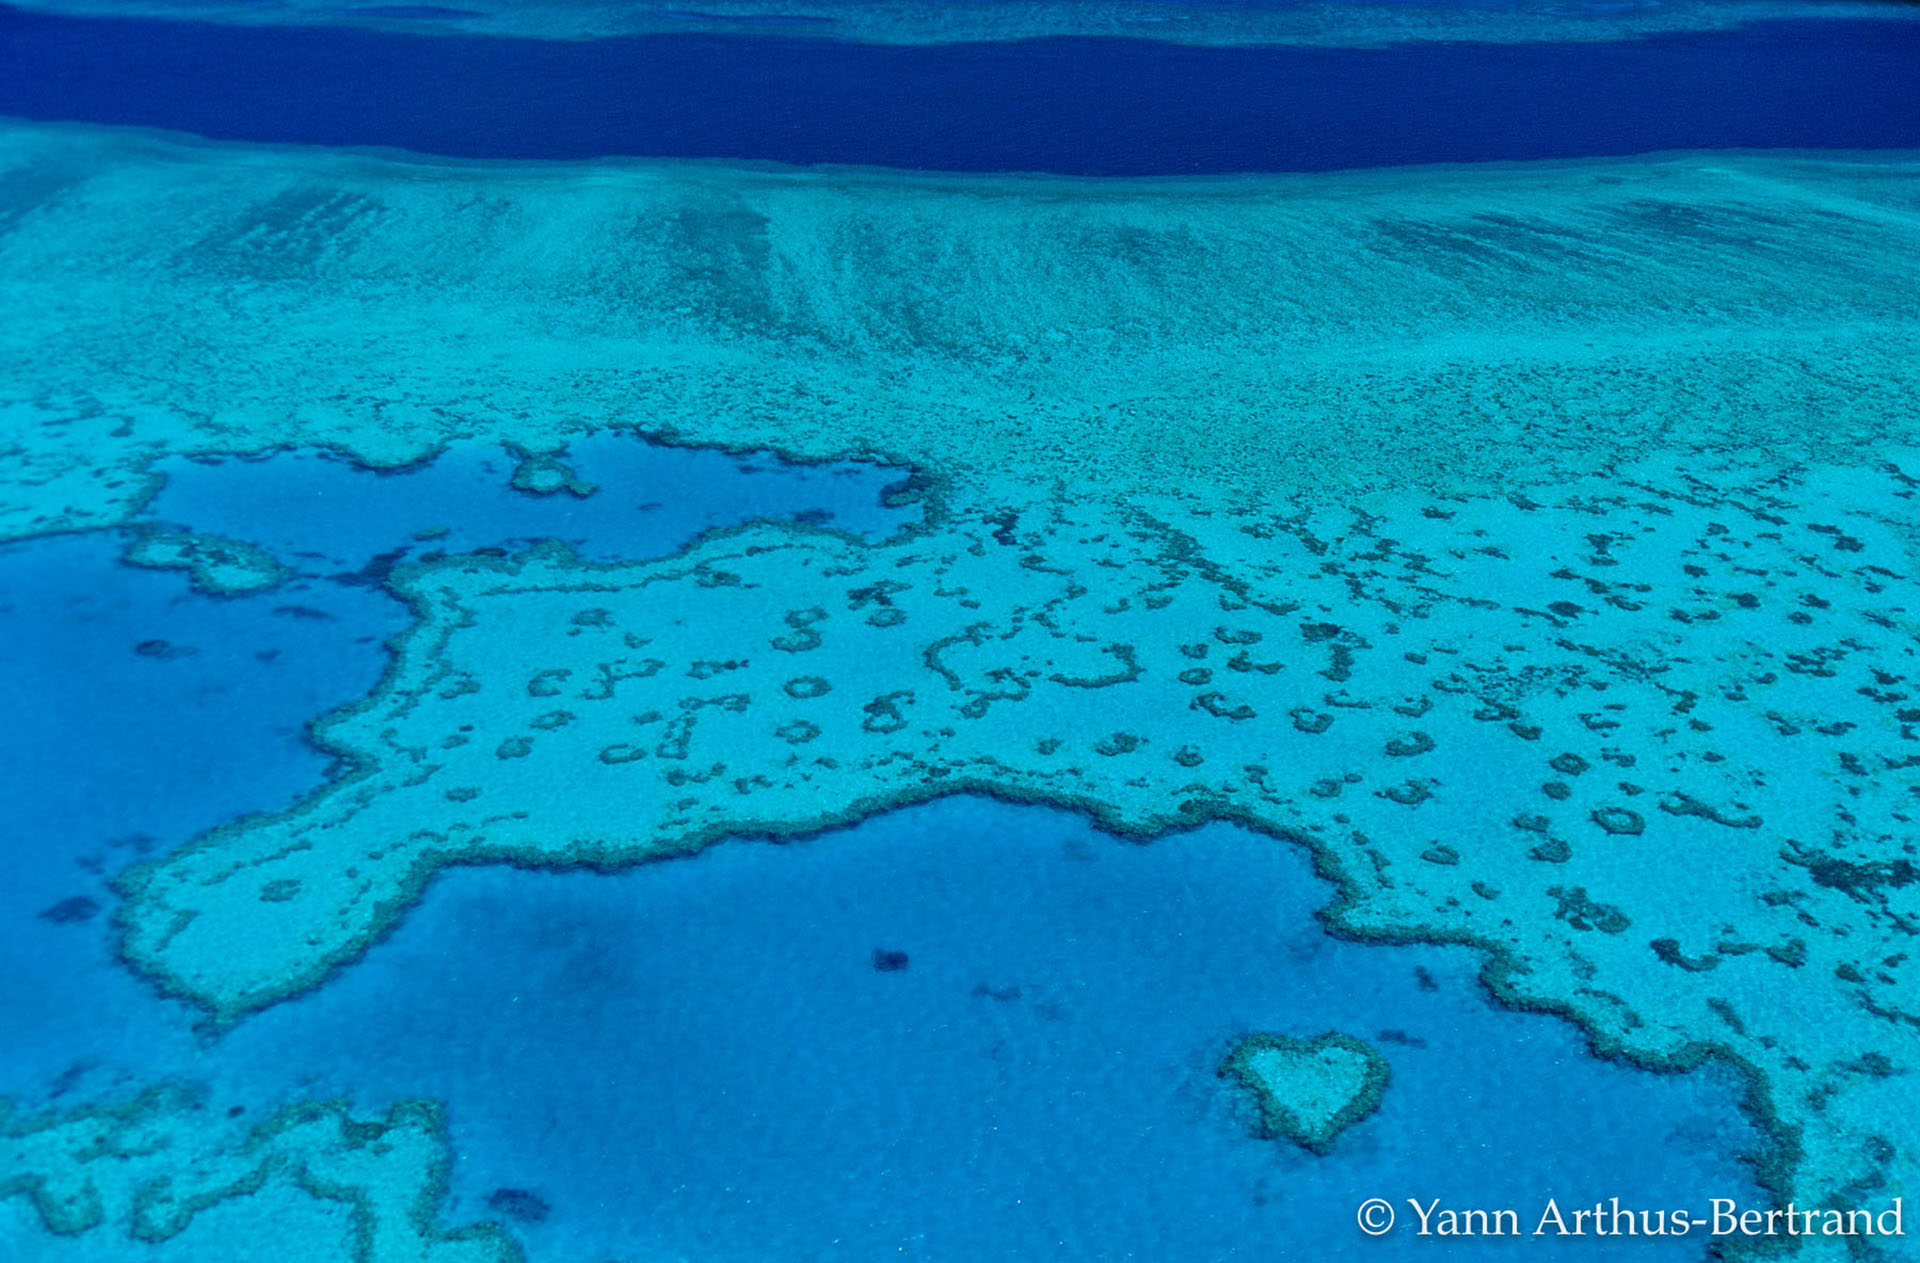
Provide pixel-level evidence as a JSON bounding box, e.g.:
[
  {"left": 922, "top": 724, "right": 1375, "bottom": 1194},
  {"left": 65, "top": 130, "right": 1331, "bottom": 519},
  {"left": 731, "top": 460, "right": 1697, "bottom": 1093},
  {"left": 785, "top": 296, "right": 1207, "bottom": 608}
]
[{"left": 1, "top": 446, "right": 1767, "bottom": 1260}]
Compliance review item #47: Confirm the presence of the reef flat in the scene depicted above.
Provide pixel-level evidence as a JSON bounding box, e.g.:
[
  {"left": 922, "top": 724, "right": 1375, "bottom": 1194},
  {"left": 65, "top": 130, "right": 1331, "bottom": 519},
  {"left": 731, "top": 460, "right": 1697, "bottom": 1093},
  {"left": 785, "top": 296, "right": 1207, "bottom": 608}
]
[
  {"left": 3, "top": 125, "right": 1917, "bottom": 531},
  {"left": 4, "top": 0, "right": 1916, "bottom": 46},
  {"left": 1, "top": 123, "right": 1917, "bottom": 1254},
  {"left": 1222, "top": 1031, "right": 1391, "bottom": 1153},
  {"left": 0, "top": 1089, "right": 520, "bottom": 1262}
]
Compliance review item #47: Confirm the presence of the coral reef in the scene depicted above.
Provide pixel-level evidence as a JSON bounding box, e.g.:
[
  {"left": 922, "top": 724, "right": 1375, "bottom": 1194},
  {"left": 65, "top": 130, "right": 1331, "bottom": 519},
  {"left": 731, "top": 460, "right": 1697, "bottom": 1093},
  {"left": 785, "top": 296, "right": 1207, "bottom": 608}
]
[
  {"left": 506, "top": 449, "right": 595, "bottom": 499},
  {"left": 122, "top": 527, "right": 289, "bottom": 596},
  {"left": 1, "top": 123, "right": 1916, "bottom": 1257},
  {"left": 1221, "top": 1031, "right": 1390, "bottom": 1154},
  {"left": 0, "top": 1088, "right": 522, "bottom": 1262},
  {"left": 109, "top": 457, "right": 1920, "bottom": 1237},
  {"left": 3, "top": 127, "right": 1918, "bottom": 541}
]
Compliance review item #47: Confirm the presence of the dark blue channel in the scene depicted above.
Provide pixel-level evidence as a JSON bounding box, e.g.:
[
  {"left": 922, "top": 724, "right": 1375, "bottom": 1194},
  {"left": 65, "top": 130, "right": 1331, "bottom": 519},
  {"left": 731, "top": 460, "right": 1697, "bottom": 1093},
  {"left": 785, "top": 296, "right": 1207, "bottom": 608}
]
[{"left": 1, "top": 7, "right": 1918, "bottom": 172}]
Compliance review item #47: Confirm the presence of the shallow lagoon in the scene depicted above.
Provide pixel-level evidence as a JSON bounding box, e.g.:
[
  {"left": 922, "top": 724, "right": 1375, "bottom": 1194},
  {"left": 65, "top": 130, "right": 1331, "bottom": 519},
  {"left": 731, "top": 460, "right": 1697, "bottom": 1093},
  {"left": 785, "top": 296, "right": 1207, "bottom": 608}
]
[
  {"left": 143, "top": 436, "right": 913, "bottom": 567},
  {"left": 1, "top": 442, "right": 1767, "bottom": 1260},
  {"left": 221, "top": 795, "right": 1768, "bottom": 1261}
]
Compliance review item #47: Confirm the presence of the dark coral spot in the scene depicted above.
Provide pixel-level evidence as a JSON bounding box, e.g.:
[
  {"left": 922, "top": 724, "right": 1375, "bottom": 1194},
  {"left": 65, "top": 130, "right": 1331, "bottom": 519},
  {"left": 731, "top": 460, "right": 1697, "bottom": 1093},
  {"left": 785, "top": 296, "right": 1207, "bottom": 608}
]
[
  {"left": 484, "top": 1188, "right": 551, "bottom": 1223},
  {"left": 37, "top": 896, "right": 100, "bottom": 925},
  {"left": 1591, "top": 807, "right": 1645, "bottom": 836},
  {"left": 1549, "top": 753, "right": 1590, "bottom": 777}
]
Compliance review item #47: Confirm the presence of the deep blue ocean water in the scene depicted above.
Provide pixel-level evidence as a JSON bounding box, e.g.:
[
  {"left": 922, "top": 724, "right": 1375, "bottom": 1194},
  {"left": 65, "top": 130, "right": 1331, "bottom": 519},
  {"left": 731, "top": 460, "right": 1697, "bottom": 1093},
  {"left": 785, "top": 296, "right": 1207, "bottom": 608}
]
[
  {"left": 3, "top": 443, "right": 1767, "bottom": 1259},
  {"left": 1, "top": 6, "right": 1918, "bottom": 171}
]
